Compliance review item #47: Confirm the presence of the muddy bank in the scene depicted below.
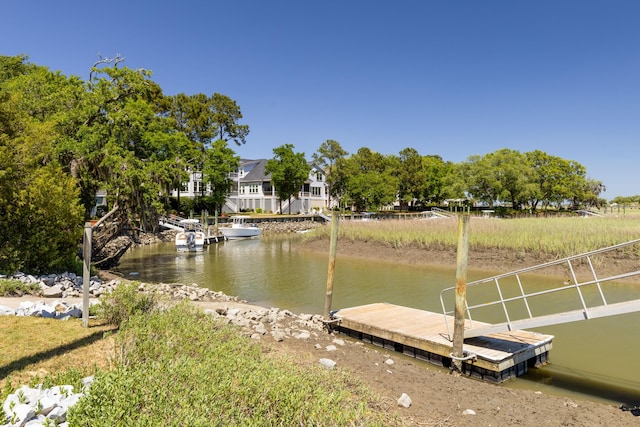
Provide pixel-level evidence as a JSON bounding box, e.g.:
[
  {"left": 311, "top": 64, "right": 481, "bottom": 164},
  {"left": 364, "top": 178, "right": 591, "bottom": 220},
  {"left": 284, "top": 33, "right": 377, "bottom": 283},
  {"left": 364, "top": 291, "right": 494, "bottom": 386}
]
[{"left": 298, "top": 237, "right": 640, "bottom": 282}]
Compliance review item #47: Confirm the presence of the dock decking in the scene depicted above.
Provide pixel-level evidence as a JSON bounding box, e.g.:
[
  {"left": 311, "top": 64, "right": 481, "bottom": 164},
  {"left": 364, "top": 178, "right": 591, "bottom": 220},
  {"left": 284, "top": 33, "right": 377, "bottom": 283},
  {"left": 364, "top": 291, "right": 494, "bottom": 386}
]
[{"left": 330, "top": 303, "right": 553, "bottom": 383}]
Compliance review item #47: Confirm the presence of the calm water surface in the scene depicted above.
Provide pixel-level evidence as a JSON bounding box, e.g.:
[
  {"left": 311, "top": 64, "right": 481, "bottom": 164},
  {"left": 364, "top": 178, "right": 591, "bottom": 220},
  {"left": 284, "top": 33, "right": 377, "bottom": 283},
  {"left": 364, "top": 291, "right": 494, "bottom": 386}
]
[{"left": 117, "top": 236, "right": 640, "bottom": 405}]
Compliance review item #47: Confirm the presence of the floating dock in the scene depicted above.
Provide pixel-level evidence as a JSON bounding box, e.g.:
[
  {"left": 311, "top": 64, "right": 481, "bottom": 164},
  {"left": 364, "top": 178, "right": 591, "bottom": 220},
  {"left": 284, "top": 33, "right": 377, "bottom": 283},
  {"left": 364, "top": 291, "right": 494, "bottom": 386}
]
[{"left": 330, "top": 303, "right": 553, "bottom": 383}]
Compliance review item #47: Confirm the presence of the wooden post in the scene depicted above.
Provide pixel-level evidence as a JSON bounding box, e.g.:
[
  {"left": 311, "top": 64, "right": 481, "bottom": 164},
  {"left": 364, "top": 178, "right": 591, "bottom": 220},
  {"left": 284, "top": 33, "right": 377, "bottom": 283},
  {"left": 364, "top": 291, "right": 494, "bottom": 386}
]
[
  {"left": 452, "top": 213, "right": 470, "bottom": 371},
  {"left": 82, "top": 222, "right": 92, "bottom": 328},
  {"left": 323, "top": 211, "right": 340, "bottom": 320}
]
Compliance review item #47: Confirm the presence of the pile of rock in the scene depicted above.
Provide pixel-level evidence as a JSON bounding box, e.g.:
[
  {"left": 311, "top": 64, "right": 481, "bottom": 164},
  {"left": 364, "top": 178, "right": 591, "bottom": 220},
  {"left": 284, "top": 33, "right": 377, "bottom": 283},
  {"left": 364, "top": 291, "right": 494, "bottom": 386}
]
[
  {"left": 7, "top": 272, "right": 111, "bottom": 299},
  {"left": 2, "top": 272, "right": 247, "bottom": 304},
  {"left": 0, "top": 300, "right": 86, "bottom": 319},
  {"left": 206, "top": 305, "right": 326, "bottom": 343},
  {"left": 257, "top": 220, "right": 325, "bottom": 234},
  {"left": 136, "top": 282, "right": 245, "bottom": 303},
  {"left": 1, "top": 379, "right": 92, "bottom": 427}
]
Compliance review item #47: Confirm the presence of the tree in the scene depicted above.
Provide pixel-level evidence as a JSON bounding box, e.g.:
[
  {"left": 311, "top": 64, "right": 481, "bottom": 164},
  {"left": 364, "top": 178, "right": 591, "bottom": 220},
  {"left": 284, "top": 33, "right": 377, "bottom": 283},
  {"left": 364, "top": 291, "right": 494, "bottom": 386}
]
[
  {"left": 460, "top": 154, "right": 501, "bottom": 207},
  {"left": 266, "top": 144, "right": 310, "bottom": 214},
  {"left": 203, "top": 139, "right": 240, "bottom": 215},
  {"left": 0, "top": 56, "right": 83, "bottom": 273},
  {"left": 168, "top": 92, "right": 248, "bottom": 198},
  {"left": 489, "top": 148, "right": 537, "bottom": 210},
  {"left": 341, "top": 148, "right": 399, "bottom": 212},
  {"left": 422, "top": 155, "right": 456, "bottom": 205},
  {"left": 395, "top": 148, "right": 426, "bottom": 208},
  {"left": 312, "top": 139, "right": 348, "bottom": 208},
  {"left": 525, "top": 150, "right": 588, "bottom": 210},
  {"left": 210, "top": 93, "right": 249, "bottom": 146}
]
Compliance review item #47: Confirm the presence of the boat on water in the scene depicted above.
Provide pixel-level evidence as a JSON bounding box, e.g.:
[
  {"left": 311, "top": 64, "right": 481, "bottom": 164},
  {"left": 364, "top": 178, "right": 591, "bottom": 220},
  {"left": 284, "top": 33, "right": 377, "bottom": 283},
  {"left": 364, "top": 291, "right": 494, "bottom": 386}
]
[
  {"left": 175, "top": 219, "right": 206, "bottom": 252},
  {"left": 219, "top": 216, "right": 262, "bottom": 240}
]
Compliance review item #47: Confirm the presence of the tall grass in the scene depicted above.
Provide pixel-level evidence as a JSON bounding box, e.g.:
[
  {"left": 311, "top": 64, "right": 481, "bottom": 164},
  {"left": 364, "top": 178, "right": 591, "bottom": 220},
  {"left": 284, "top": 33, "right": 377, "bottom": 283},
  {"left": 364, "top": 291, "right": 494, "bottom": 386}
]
[
  {"left": 68, "top": 303, "right": 391, "bottom": 426},
  {"left": 309, "top": 215, "right": 640, "bottom": 259}
]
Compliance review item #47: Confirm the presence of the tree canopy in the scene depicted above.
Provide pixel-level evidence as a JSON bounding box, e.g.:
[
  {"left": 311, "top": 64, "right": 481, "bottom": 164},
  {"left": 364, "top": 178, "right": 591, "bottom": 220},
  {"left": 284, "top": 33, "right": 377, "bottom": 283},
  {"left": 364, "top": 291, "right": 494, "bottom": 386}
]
[
  {"left": 266, "top": 144, "right": 310, "bottom": 214},
  {"left": 0, "top": 55, "right": 249, "bottom": 273},
  {"left": 0, "top": 53, "right": 613, "bottom": 274}
]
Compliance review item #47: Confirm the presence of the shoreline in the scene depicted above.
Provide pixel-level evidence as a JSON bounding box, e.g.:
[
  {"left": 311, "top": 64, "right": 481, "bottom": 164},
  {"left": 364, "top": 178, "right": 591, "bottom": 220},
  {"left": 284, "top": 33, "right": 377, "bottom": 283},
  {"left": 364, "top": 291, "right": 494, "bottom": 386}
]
[
  {"left": 2, "top": 239, "right": 639, "bottom": 425},
  {"left": 297, "top": 236, "right": 640, "bottom": 281}
]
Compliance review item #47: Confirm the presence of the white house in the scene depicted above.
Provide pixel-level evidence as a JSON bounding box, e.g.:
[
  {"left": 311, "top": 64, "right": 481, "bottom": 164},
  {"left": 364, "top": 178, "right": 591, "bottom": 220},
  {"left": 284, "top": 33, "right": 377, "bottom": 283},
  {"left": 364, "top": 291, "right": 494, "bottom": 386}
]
[{"left": 171, "top": 159, "right": 329, "bottom": 214}]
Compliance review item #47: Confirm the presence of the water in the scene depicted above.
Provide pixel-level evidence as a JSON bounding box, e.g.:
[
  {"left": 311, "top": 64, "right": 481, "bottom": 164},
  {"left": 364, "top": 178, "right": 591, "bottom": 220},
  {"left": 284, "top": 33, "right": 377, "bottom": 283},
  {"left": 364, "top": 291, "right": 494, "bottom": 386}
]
[{"left": 116, "top": 235, "right": 640, "bottom": 405}]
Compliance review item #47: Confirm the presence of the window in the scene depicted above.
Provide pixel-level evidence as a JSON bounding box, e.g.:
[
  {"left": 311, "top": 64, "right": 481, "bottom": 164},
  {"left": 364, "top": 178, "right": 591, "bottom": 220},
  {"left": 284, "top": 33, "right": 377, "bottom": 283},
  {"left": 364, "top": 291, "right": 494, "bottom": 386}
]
[
  {"left": 316, "top": 172, "right": 324, "bottom": 181},
  {"left": 312, "top": 187, "right": 321, "bottom": 197},
  {"left": 194, "top": 181, "right": 202, "bottom": 194}
]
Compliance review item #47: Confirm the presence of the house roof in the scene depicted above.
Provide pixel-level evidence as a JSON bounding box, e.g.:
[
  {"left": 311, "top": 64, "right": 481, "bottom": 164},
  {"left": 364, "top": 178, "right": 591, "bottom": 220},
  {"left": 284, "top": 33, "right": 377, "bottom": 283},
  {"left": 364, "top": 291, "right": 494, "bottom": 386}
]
[
  {"left": 241, "top": 159, "right": 270, "bottom": 181},
  {"left": 238, "top": 159, "right": 324, "bottom": 183}
]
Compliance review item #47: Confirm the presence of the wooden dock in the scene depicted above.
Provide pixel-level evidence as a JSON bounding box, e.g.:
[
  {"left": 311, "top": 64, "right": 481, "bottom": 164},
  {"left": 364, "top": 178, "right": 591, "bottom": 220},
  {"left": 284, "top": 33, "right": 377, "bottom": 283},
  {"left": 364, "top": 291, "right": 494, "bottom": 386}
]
[{"left": 330, "top": 303, "right": 554, "bottom": 383}]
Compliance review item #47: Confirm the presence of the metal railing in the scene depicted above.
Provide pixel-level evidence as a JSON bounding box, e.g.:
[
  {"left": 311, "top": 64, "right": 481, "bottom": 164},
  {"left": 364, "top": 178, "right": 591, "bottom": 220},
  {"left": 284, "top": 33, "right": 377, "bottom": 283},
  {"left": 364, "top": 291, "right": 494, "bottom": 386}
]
[
  {"left": 159, "top": 215, "right": 204, "bottom": 232},
  {"left": 439, "top": 238, "right": 640, "bottom": 339}
]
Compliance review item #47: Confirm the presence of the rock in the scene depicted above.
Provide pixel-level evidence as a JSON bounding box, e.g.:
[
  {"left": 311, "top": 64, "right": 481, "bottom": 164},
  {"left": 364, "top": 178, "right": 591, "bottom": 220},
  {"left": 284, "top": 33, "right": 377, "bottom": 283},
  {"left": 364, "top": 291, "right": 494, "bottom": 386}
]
[
  {"left": 42, "top": 284, "right": 64, "bottom": 298},
  {"left": 294, "top": 331, "right": 311, "bottom": 340},
  {"left": 385, "top": 358, "right": 395, "bottom": 366},
  {"left": 0, "top": 305, "right": 15, "bottom": 316},
  {"left": 325, "top": 345, "right": 337, "bottom": 352},
  {"left": 11, "top": 403, "right": 36, "bottom": 425},
  {"left": 397, "top": 393, "right": 412, "bottom": 408},
  {"left": 253, "top": 322, "right": 267, "bottom": 335},
  {"left": 38, "top": 395, "right": 58, "bottom": 415},
  {"left": 47, "top": 405, "right": 67, "bottom": 422},
  {"left": 271, "top": 330, "right": 286, "bottom": 342},
  {"left": 332, "top": 338, "right": 345, "bottom": 346},
  {"left": 319, "top": 358, "right": 337, "bottom": 369}
]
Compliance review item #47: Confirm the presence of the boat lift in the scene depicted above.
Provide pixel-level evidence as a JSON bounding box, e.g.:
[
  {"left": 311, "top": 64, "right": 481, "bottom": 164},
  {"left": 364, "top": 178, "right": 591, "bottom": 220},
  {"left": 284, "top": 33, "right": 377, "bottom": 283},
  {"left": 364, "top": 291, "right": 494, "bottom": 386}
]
[{"left": 440, "top": 238, "right": 640, "bottom": 339}]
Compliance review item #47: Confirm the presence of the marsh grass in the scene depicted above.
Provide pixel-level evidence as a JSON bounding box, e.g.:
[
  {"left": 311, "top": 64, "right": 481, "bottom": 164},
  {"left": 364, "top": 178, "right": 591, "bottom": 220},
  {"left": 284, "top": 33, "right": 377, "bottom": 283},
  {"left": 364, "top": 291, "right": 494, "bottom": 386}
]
[{"left": 310, "top": 215, "right": 640, "bottom": 259}]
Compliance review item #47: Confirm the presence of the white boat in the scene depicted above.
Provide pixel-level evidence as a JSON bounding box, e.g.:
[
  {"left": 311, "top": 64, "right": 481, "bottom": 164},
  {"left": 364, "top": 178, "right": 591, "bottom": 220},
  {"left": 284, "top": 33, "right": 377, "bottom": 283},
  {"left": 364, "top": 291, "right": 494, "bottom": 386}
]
[
  {"left": 219, "top": 216, "right": 262, "bottom": 240},
  {"left": 175, "top": 219, "right": 206, "bottom": 252}
]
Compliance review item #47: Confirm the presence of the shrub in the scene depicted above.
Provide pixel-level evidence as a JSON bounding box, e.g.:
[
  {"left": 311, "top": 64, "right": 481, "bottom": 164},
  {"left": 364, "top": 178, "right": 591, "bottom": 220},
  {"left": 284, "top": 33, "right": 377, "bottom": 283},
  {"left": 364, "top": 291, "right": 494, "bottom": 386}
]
[
  {"left": 95, "top": 282, "right": 159, "bottom": 327},
  {"left": 68, "top": 303, "right": 387, "bottom": 426},
  {"left": 0, "top": 279, "right": 41, "bottom": 297}
]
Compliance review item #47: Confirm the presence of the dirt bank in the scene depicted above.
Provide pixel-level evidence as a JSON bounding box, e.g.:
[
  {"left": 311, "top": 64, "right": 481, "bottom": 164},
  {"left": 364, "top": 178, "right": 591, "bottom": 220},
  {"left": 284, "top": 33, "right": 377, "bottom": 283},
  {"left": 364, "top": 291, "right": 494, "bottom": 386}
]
[
  {"left": 288, "top": 237, "right": 639, "bottom": 426},
  {"left": 299, "top": 236, "right": 640, "bottom": 281}
]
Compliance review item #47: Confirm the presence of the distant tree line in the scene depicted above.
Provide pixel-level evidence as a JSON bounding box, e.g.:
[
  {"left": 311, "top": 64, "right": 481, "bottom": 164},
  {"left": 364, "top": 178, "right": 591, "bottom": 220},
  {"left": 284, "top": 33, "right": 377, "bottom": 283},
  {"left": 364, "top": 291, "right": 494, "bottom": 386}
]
[
  {"left": 0, "top": 55, "right": 608, "bottom": 273},
  {"left": 313, "top": 142, "right": 606, "bottom": 213}
]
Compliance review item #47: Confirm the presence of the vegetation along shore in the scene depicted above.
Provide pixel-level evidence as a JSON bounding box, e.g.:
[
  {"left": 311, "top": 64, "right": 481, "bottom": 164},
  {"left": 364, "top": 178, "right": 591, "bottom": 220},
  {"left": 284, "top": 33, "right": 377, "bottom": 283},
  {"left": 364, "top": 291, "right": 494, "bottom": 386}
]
[{"left": 3, "top": 214, "right": 640, "bottom": 425}]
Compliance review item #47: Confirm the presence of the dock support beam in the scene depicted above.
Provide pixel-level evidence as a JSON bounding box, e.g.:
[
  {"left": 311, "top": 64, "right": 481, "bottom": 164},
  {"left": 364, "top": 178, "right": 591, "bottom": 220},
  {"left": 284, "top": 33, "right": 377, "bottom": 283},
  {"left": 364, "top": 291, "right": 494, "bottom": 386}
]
[
  {"left": 82, "top": 222, "right": 92, "bottom": 328},
  {"left": 324, "top": 210, "right": 340, "bottom": 320},
  {"left": 452, "top": 213, "right": 470, "bottom": 371}
]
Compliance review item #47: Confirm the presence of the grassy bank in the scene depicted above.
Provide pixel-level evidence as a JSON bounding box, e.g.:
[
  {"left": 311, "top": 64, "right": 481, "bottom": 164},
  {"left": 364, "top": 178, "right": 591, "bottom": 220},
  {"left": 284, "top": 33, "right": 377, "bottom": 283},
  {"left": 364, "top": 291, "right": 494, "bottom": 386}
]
[
  {"left": 309, "top": 215, "right": 640, "bottom": 259},
  {"left": 1, "top": 285, "right": 393, "bottom": 426}
]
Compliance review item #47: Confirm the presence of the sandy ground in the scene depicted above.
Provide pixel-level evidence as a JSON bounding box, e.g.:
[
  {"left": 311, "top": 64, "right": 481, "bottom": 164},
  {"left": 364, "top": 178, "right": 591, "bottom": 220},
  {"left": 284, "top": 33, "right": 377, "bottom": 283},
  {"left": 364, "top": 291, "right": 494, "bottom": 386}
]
[{"left": 3, "top": 239, "right": 639, "bottom": 426}]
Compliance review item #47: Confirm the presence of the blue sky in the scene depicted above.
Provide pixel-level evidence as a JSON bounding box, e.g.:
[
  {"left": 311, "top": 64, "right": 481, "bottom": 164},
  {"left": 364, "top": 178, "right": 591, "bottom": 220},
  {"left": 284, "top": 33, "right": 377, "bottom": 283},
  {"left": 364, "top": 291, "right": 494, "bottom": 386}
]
[{"left": 3, "top": 1, "right": 639, "bottom": 199}]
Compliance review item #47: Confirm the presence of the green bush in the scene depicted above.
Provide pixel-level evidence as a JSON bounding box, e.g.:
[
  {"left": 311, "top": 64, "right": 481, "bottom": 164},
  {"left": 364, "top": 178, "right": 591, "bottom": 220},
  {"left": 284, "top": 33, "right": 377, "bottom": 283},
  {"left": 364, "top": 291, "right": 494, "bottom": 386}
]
[
  {"left": 95, "top": 282, "right": 159, "bottom": 327},
  {"left": 0, "top": 279, "right": 41, "bottom": 297},
  {"left": 69, "top": 303, "right": 388, "bottom": 426}
]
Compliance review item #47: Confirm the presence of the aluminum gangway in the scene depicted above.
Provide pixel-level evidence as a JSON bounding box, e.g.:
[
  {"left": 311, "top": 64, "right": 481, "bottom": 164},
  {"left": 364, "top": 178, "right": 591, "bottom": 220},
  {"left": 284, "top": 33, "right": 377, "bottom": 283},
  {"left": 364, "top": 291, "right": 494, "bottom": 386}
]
[
  {"left": 440, "top": 238, "right": 640, "bottom": 339},
  {"left": 159, "top": 215, "right": 204, "bottom": 232}
]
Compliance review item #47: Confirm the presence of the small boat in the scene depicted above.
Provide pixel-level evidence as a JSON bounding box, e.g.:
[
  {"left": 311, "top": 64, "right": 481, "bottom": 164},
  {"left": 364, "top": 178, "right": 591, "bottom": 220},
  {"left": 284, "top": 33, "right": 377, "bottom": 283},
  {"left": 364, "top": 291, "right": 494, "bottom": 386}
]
[
  {"left": 219, "top": 216, "right": 262, "bottom": 240},
  {"left": 175, "top": 219, "right": 206, "bottom": 252}
]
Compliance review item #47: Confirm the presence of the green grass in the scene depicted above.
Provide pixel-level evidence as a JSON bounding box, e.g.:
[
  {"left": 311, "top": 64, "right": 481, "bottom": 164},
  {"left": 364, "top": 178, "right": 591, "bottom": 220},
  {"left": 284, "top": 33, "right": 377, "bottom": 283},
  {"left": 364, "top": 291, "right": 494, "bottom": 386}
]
[
  {"left": 309, "top": 214, "right": 640, "bottom": 259},
  {"left": 68, "top": 302, "right": 390, "bottom": 426},
  {"left": 0, "top": 316, "right": 115, "bottom": 401}
]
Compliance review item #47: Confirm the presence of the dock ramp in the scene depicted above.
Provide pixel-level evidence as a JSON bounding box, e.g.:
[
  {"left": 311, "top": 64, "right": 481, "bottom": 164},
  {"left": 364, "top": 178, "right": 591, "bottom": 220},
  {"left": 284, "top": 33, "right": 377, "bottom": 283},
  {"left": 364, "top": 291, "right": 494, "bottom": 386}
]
[{"left": 440, "top": 238, "right": 640, "bottom": 339}]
